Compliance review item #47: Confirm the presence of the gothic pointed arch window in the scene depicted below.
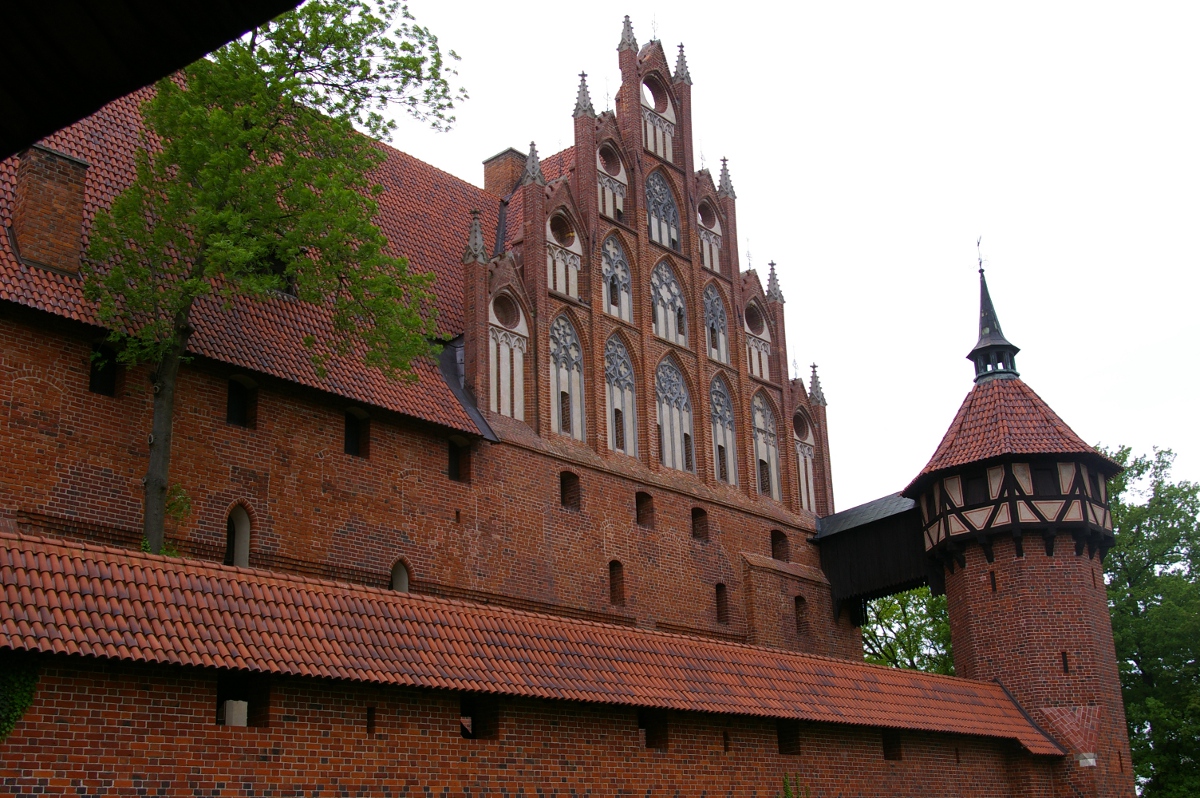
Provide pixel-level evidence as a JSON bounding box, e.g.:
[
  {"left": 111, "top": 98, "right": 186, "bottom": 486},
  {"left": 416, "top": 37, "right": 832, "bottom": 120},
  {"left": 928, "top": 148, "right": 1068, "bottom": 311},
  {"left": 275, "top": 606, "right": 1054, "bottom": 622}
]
[
  {"left": 646, "top": 172, "right": 680, "bottom": 251},
  {"left": 604, "top": 335, "right": 637, "bottom": 456},
  {"left": 549, "top": 315, "right": 585, "bottom": 441},
  {"left": 753, "top": 393, "right": 781, "bottom": 501},
  {"left": 651, "top": 260, "right": 687, "bottom": 345},
  {"left": 793, "top": 411, "right": 817, "bottom": 513},
  {"left": 710, "top": 376, "right": 737, "bottom": 485},
  {"left": 698, "top": 199, "right": 722, "bottom": 273},
  {"left": 703, "top": 284, "right": 729, "bottom": 363},
  {"left": 655, "top": 357, "right": 694, "bottom": 473},
  {"left": 546, "top": 212, "right": 583, "bottom": 299},
  {"left": 597, "top": 143, "right": 628, "bottom": 223},
  {"left": 489, "top": 293, "right": 528, "bottom": 420},
  {"left": 745, "top": 301, "right": 771, "bottom": 380},
  {"left": 602, "top": 235, "right": 633, "bottom": 322}
]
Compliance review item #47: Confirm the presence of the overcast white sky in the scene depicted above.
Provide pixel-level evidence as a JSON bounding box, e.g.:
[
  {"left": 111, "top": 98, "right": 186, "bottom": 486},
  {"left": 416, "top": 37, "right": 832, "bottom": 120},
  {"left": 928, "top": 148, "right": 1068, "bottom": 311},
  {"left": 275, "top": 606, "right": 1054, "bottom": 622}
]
[{"left": 388, "top": 1, "right": 1199, "bottom": 510}]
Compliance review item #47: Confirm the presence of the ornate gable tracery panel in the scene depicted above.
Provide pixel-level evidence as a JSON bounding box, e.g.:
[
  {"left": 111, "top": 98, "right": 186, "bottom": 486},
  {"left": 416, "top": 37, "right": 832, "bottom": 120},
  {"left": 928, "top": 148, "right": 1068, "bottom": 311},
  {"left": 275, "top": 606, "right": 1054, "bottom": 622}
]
[
  {"left": 549, "top": 315, "right": 585, "bottom": 441},
  {"left": 646, "top": 172, "right": 680, "bottom": 251},
  {"left": 656, "top": 356, "right": 694, "bottom": 472},
  {"left": 604, "top": 335, "right": 637, "bottom": 455},
  {"left": 602, "top": 235, "right": 633, "bottom": 322},
  {"left": 651, "top": 260, "right": 687, "bottom": 345},
  {"left": 703, "top": 284, "right": 729, "bottom": 363},
  {"left": 753, "top": 392, "right": 781, "bottom": 500},
  {"left": 710, "top": 375, "right": 737, "bottom": 485}
]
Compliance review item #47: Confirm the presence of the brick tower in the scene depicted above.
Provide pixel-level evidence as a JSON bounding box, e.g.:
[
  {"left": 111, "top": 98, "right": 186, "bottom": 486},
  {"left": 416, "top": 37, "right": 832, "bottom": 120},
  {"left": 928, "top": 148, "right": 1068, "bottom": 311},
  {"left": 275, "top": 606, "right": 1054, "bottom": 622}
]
[{"left": 903, "top": 267, "right": 1135, "bottom": 796}]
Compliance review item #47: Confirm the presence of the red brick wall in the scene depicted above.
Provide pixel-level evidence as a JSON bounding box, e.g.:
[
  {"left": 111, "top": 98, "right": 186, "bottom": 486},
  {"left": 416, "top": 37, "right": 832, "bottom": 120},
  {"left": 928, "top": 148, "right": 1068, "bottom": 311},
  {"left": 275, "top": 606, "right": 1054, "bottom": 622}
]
[
  {"left": 0, "top": 655, "right": 1055, "bottom": 797},
  {"left": 945, "top": 536, "right": 1135, "bottom": 797},
  {"left": 0, "top": 312, "right": 859, "bottom": 656},
  {"left": 11, "top": 146, "right": 87, "bottom": 274}
]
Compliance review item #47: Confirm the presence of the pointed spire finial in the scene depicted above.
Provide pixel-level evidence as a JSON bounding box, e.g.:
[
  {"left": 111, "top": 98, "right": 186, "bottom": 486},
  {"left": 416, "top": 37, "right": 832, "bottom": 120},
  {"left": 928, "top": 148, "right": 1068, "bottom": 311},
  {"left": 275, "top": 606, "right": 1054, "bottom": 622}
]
[
  {"left": 461, "top": 210, "right": 487, "bottom": 264},
  {"left": 618, "top": 15, "right": 638, "bottom": 51},
  {"left": 573, "top": 72, "right": 596, "bottom": 118},
  {"left": 674, "top": 43, "right": 692, "bottom": 85},
  {"left": 717, "top": 157, "right": 736, "bottom": 199},
  {"left": 520, "top": 141, "right": 545, "bottom": 187},
  {"left": 766, "top": 261, "right": 785, "bottom": 303},
  {"left": 809, "top": 363, "right": 827, "bottom": 406},
  {"left": 968, "top": 240, "right": 1020, "bottom": 383}
]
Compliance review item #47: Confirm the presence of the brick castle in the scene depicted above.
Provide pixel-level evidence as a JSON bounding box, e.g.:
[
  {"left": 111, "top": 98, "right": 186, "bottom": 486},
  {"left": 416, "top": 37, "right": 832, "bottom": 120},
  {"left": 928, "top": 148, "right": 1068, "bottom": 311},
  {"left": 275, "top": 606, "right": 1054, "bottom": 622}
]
[{"left": 0, "top": 17, "right": 1133, "bottom": 797}]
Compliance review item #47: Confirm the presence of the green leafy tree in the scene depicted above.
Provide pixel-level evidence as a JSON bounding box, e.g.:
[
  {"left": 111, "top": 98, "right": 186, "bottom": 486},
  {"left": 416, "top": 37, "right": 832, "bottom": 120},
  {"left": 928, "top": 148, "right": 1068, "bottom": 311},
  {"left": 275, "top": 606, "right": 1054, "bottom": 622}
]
[
  {"left": 862, "top": 585, "right": 954, "bottom": 675},
  {"left": 1104, "top": 447, "right": 1200, "bottom": 796},
  {"left": 85, "top": 0, "right": 463, "bottom": 552}
]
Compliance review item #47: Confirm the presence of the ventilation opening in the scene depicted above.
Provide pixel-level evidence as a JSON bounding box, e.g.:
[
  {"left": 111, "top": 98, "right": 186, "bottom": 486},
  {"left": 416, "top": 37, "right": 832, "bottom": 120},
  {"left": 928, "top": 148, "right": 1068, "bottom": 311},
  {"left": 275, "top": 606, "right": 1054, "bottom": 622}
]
[
  {"left": 556, "top": 471, "right": 581, "bottom": 510},
  {"left": 758, "top": 459, "right": 772, "bottom": 496},
  {"left": 609, "top": 560, "right": 625, "bottom": 606},
  {"left": 344, "top": 409, "right": 369, "bottom": 458},
  {"left": 1062, "top": 651, "right": 1070, "bottom": 674},
  {"left": 722, "top": 728, "right": 731, "bottom": 753},
  {"left": 964, "top": 471, "right": 988, "bottom": 505},
  {"left": 492, "top": 294, "right": 520, "bottom": 328},
  {"left": 637, "top": 709, "right": 668, "bottom": 750},
  {"left": 691, "top": 508, "right": 709, "bottom": 541},
  {"left": 717, "top": 444, "right": 729, "bottom": 482},
  {"left": 224, "top": 505, "right": 251, "bottom": 568},
  {"left": 636, "top": 491, "right": 655, "bottom": 528},
  {"left": 559, "top": 390, "right": 572, "bottom": 435},
  {"left": 1033, "top": 466, "right": 1058, "bottom": 496},
  {"left": 745, "top": 303, "right": 765, "bottom": 335},
  {"left": 990, "top": 571, "right": 997, "bottom": 593},
  {"left": 366, "top": 706, "right": 377, "bottom": 737},
  {"left": 770, "top": 530, "right": 790, "bottom": 562},
  {"left": 599, "top": 145, "right": 622, "bottom": 176},
  {"left": 882, "top": 730, "right": 903, "bottom": 761},
  {"left": 955, "top": 746, "right": 961, "bottom": 765},
  {"left": 459, "top": 696, "right": 498, "bottom": 740},
  {"left": 792, "top": 413, "right": 809, "bottom": 439},
  {"left": 88, "top": 345, "right": 120, "bottom": 397},
  {"left": 549, "top": 214, "right": 576, "bottom": 247},
  {"left": 715, "top": 583, "right": 729, "bottom": 625},
  {"left": 777, "top": 720, "right": 801, "bottom": 756},
  {"left": 226, "top": 377, "right": 258, "bottom": 428},
  {"left": 216, "top": 673, "right": 270, "bottom": 727},
  {"left": 391, "top": 560, "right": 411, "bottom": 592},
  {"left": 448, "top": 437, "right": 471, "bottom": 482}
]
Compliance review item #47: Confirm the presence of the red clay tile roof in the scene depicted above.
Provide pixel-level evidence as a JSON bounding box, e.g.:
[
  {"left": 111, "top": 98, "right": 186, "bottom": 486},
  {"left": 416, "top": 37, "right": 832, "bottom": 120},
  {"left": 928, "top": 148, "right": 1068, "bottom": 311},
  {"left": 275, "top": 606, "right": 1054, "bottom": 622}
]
[
  {"left": 0, "top": 529, "right": 1063, "bottom": 756},
  {"left": 0, "top": 90, "right": 501, "bottom": 434},
  {"left": 907, "top": 377, "right": 1118, "bottom": 494}
]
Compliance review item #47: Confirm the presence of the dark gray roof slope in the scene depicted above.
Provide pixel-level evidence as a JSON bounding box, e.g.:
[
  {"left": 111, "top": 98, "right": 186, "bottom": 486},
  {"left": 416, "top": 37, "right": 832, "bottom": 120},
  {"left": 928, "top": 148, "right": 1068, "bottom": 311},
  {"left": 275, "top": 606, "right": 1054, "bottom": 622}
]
[{"left": 817, "top": 493, "right": 915, "bottom": 538}]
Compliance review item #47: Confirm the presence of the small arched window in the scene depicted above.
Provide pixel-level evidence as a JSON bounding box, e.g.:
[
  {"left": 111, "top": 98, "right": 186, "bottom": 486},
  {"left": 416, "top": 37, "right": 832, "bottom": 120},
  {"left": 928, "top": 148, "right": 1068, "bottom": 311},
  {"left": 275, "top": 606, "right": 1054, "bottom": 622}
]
[
  {"left": 753, "top": 393, "right": 781, "bottom": 501},
  {"left": 391, "top": 560, "right": 411, "bottom": 592},
  {"left": 710, "top": 376, "right": 737, "bottom": 485},
  {"left": 793, "top": 411, "right": 817, "bottom": 513},
  {"left": 651, "top": 261, "right": 687, "bottom": 345},
  {"left": 224, "top": 505, "right": 251, "bottom": 568},
  {"left": 597, "top": 144, "right": 628, "bottom": 223},
  {"left": 656, "top": 357, "right": 694, "bottom": 473},
  {"left": 602, "top": 235, "right": 633, "bottom": 322},
  {"left": 703, "top": 284, "right": 728, "bottom": 363},
  {"left": 546, "top": 213, "right": 583, "bottom": 299},
  {"left": 604, "top": 335, "right": 637, "bottom": 456},
  {"left": 549, "top": 315, "right": 585, "bottom": 441},
  {"left": 770, "top": 530, "right": 790, "bottom": 562},
  {"left": 636, "top": 491, "right": 655, "bottom": 528},
  {"left": 691, "top": 508, "right": 709, "bottom": 541},
  {"left": 609, "top": 560, "right": 625, "bottom": 606},
  {"left": 560, "top": 471, "right": 581, "bottom": 510},
  {"left": 646, "top": 172, "right": 680, "bottom": 251},
  {"left": 489, "top": 293, "right": 528, "bottom": 420},
  {"left": 697, "top": 201, "right": 722, "bottom": 273}
]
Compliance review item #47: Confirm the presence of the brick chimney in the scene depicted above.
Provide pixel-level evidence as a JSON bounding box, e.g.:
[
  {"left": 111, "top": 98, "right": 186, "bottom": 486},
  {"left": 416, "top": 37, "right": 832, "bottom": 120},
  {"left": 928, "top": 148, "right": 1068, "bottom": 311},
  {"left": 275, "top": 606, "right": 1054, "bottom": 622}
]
[
  {"left": 12, "top": 145, "right": 89, "bottom": 274},
  {"left": 482, "top": 148, "right": 525, "bottom": 197}
]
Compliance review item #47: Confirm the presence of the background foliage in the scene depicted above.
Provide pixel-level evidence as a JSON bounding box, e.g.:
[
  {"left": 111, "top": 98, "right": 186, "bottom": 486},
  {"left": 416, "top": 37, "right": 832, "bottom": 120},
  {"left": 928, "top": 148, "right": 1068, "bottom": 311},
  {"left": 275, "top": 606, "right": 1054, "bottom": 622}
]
[{"left": 0, "top": 651, "right": 40, "bottom": 742}]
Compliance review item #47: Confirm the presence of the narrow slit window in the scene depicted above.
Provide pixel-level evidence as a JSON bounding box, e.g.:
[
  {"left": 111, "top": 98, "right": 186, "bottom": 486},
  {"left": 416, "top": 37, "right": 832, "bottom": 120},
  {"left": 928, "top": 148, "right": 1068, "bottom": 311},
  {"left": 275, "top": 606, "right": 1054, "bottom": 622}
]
[
  {"left": 613, "top": 408, "right": 626, "bottom": 451},
  {"left": 224, "top": 505, "right": 251, "bottom": 568},
  {"left": 560, "top": 391, "right": 571, "bottom": 435},
  {"left": 683, "top": 432, "right": 693, "bottom": 472},
  {"left": 448, "top": 439, "right": 470, "bottom": 482},
  {"left": 344, "top": 410, "right": 369, "bottom": 458},
  {"left": 777, "top": 720, "right": 801, "bottom": 756},
  {"left": 770, "top": 530, "right": 790, "bottom": 562},
  {"left": 88, "top": 346, "right": 119, "bottom": 397},
  {"left": 560, "top": 471, "right": 581, "bottom": 510},
  {"left": 609, "top": 560, "right": 625, "bottom": 606},
  {"left": 990, "top": 571, "right": 997, "bottom": 592},
  {"left": 636, "top": 491, "right": 655, "bottom": 528},
  {"left": 366, "top": 706, "right": 377, "bottom": 737},
  {"left": 717, "top": 445, "right": 729, "bottom": 483},
  {"left": 794, "top": 595, "right": 808, "bottom": 639},
  {"left": 1062, "top": 651, "right": 1070, "bottom": 674},
  {"left": 882, "top": 730, "right": 903, "bottom": 761},
  {"left": 227, "top": 378, "right": 258, "bottom": 428},
  {"left": 715, "top": 583, "right": 729, "bottom": 625},
  {"left": 391, "top": 560, "right": 410, "bottom": 592},
  {"left": 637, "top": 709, "right": 668, "bottom": 750},
  {"left": 691, "top": 507, "right": 709, "bottom": 540}
]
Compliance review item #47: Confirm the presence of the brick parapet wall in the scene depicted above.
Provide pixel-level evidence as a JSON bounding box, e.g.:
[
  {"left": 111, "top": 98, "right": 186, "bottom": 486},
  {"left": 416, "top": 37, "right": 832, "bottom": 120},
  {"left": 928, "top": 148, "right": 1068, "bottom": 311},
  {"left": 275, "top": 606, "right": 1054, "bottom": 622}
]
[{"left": 0, "top": 655, "right": 1056, "bottom": 797}]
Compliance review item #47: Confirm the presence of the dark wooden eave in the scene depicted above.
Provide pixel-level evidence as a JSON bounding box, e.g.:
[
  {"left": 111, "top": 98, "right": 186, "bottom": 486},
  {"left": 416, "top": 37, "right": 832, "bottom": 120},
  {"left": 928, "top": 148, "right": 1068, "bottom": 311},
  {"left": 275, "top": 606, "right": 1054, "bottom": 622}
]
[
  {"left": 814, "top": 493, "right": 941, "bottom": 625},
  {"left": 1, "top": 0, "right": 300, "bottom": 160}
]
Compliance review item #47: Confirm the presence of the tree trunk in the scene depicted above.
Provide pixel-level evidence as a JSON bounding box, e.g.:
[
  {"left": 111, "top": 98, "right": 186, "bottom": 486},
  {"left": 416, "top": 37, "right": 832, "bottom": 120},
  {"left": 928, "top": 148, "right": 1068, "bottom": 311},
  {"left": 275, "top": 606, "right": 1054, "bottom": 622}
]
[{"left": 142, "top": 325, "right": 192, "bottom": 554}]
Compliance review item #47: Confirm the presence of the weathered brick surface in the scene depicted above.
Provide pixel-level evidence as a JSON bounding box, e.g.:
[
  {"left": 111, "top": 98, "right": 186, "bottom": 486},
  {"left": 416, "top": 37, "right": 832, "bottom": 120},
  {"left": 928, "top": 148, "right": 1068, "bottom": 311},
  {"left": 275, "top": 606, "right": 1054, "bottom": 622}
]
[
  {"left": 946, "top": 536, "right": 1136, "bottom": 796},
  {"left": 0, "top": 656, "right": 1054, "bottom": 797},
  {"left": 11, "top": 146, "right": 87, "bottom": 274}
]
